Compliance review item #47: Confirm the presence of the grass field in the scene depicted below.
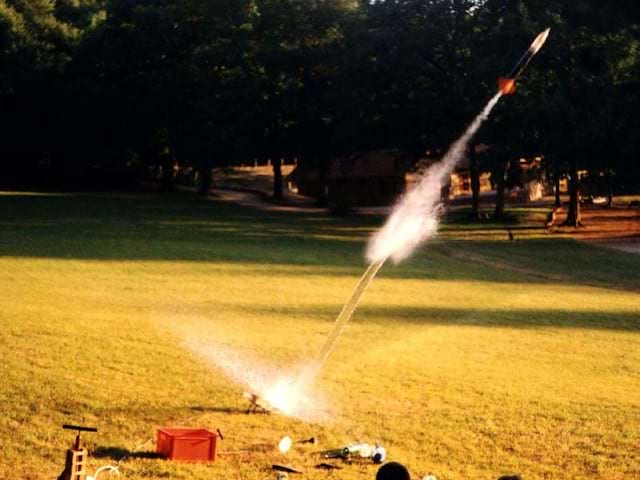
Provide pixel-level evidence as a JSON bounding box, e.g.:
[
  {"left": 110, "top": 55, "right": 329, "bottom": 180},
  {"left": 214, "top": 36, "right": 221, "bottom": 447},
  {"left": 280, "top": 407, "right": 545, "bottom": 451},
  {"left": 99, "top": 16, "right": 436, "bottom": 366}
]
[{"left": 1, "top": 191, "right": 639, "bottom": 480}]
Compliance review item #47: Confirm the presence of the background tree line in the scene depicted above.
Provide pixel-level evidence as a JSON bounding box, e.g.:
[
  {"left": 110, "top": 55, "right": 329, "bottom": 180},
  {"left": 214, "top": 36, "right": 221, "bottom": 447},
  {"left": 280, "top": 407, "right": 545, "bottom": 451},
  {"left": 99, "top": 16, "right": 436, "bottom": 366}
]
[{"left": 1, "top": 0, "right": 639, "bottom": 224}]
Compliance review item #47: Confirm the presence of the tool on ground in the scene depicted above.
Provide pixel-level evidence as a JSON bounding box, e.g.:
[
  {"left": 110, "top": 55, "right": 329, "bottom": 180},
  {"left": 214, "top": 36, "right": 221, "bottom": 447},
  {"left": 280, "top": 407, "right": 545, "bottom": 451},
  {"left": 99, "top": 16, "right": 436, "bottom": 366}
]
[
  {"left": 272, "top": 464, "right": 304, "bottom": 474},
  {"left": 296, "top": 437, "right": 316, "bottom": 445}
]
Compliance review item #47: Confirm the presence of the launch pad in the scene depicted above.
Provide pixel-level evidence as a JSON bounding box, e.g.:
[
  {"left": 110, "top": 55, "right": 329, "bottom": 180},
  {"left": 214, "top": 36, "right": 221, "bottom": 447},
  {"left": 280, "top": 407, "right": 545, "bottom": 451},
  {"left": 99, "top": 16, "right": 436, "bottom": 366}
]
[{"left": 243, "top": 392, "right": 275, "bottom": 414}]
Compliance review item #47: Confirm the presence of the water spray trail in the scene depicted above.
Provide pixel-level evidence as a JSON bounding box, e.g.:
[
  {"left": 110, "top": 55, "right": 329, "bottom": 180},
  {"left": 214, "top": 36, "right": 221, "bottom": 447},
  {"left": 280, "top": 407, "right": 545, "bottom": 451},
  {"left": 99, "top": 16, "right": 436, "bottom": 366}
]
[
  {"left": 182, "top": 335, "right": 330, "bottom": 421},
  {"left": 301, "top": 258, "right": 387, "bottom": 386},
  {"left": 300, "top": 30, "right": 550, "bottom": 384},
  {"left": 299, "top": 93, "right": 504, "bottom": 393},
  {"left": 367, "top": 92, "right": 503, "bottom": 264}
]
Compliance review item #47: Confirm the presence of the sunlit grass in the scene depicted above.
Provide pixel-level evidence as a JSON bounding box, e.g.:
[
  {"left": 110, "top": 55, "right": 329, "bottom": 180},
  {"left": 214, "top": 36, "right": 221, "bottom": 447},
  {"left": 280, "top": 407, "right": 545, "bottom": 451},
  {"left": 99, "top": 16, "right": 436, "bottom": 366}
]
[{"left": 1, "top": 192, "right": 639, "bottom": 480}]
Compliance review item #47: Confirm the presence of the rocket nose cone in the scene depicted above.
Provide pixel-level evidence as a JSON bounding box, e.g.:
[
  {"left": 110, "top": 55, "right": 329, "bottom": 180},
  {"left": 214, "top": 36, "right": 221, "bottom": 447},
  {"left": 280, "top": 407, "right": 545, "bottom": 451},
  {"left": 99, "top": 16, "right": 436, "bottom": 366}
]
[
  {"left": 541, "top": 27, "right": 551, "bottom": 42},
  {"left": 530, "top": 28, "right": 551, "bottom": 55}
]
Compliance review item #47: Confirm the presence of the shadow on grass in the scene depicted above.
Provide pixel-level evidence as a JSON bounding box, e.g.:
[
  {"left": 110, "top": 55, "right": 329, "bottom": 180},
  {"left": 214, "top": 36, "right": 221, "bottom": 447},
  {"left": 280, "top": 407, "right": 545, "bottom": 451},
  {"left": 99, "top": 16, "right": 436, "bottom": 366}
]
[
  {"left": 189, "top": 405, "right": 248, "bottom": 415},
  {"left": 227, "top": 303, "right": 640, "bottom": 332},
  {"left": 93, "top": 446, "right": 162, "bottom": 461},
  {"left": 1, "top": 192, "right": 639, "bottom": 292},
  {"left": 89, "top": 404, "right": 246, "bottom": 417}
]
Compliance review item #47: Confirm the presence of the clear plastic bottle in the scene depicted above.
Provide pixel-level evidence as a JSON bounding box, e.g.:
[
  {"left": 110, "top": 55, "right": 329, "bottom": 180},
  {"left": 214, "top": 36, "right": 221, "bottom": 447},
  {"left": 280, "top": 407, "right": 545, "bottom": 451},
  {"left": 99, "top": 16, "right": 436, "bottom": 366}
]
[{"left": 343, "top": 442, "right": 373, "bottom": 458}]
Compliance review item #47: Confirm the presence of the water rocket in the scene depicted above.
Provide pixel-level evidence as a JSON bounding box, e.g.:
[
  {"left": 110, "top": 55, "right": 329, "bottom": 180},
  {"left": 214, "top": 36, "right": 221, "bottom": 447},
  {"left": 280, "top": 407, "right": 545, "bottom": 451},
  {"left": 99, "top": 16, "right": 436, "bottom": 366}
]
[{"left": 498, "top": 28, "right": 550, "bottom": 95}]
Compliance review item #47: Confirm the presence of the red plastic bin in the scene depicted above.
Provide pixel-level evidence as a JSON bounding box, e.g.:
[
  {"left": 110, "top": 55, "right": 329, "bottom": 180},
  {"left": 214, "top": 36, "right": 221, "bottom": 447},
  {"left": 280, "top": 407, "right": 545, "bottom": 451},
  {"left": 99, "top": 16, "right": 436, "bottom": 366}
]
[{"left": 156, "top": 428, "right": 222, "bottom": 462}]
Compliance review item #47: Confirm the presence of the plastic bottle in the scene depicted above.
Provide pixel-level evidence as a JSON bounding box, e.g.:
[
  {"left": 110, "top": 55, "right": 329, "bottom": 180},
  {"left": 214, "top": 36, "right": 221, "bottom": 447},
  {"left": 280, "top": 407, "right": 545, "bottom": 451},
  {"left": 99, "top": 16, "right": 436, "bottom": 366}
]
[
  {"left": 343, "top": 442, "right": 372, "bottom": 458},
  {"left": 372, "top": 444, "right": 387, "bottom": 463}
]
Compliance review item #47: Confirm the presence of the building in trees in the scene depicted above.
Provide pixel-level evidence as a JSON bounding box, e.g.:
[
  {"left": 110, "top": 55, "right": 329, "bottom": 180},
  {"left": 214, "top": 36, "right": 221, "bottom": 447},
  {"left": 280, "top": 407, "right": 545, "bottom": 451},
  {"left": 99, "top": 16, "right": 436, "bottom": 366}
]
[{"left": 292, "top": 151, "right": 407, "bottom": 207}]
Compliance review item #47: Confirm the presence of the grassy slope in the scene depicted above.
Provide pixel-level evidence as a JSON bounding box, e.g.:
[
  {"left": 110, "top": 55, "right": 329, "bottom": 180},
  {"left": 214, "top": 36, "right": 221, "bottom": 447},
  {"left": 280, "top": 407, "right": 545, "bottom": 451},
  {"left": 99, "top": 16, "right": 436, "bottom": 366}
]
[{"left": 0, "top": 192, "right": 639, "bottom": 480}]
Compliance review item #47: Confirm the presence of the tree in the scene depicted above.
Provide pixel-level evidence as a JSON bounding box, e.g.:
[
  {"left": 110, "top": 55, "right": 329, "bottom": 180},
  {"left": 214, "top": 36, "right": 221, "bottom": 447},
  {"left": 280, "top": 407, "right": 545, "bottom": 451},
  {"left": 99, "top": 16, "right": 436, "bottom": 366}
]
[
  {"left": 0, "top": 0, "right": 87, "bottom": 184},
  {"left": 470, "top": 0, "right": 639, "bottom": 224},
  {"left": 1, "top": 0, "right": 638, "bottom": 203},
  {"left": 246, "top": 0, "right": 358, "bottom": 200}
]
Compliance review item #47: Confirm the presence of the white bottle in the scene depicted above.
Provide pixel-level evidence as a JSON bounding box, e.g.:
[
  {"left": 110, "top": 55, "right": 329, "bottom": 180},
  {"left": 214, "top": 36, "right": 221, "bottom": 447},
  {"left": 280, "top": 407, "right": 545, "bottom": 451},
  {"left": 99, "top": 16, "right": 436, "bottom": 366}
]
[{"left": 372, "top": 445, "right": 387, "bottom": 463}]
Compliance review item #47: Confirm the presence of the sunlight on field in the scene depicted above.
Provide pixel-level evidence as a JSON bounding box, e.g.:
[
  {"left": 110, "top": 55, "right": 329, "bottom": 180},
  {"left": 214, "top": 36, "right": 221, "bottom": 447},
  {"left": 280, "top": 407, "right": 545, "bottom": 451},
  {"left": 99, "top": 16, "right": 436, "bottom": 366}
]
[{"left": 1, "top": 193, "right": 639, "bottom": 480}]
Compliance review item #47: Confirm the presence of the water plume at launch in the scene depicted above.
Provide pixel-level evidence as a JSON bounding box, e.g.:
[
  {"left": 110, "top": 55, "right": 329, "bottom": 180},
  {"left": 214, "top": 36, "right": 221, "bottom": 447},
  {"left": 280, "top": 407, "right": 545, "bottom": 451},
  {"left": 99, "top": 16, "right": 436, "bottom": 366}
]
[{"left": 367, "top": 92, "right": 503, "bottom": 264}]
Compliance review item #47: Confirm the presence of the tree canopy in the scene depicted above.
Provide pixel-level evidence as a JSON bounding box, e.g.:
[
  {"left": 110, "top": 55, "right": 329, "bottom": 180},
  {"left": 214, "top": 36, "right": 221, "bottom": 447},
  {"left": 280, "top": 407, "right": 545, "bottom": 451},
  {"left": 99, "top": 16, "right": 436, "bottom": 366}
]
[{"left": 1, "top": 0, "right": 639, "bottom": 211}]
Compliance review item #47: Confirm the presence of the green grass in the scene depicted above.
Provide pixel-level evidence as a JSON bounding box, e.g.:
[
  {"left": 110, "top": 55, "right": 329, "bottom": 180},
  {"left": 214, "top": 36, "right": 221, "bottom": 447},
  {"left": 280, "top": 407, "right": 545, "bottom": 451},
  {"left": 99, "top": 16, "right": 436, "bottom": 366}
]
[{"left": 1, "top": 192, "right": 639, "bottom": 480}]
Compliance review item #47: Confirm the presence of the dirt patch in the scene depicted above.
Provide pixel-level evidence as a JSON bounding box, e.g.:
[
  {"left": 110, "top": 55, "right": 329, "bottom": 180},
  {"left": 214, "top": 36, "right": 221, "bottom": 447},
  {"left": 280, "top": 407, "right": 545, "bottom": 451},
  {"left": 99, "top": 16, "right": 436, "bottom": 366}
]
[
  {"left": 548, "top": 205, "right": 640, "bottom": 240},
  {"left": 557, "top": 205, "right": 640, "bottom": 254}
]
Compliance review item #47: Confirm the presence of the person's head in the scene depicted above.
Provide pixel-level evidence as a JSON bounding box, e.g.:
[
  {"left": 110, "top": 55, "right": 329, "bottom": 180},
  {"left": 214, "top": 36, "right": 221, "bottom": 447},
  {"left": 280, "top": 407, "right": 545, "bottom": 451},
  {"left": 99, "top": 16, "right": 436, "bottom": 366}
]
[{"left": 376, "top": 462, "right": 411, "bottom": 480}]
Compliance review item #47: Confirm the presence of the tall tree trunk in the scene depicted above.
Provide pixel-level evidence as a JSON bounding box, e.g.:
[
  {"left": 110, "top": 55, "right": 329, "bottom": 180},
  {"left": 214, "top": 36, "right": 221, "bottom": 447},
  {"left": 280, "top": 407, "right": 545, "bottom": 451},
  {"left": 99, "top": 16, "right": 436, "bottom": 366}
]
[
  {"left": 197, "top": 165, "right": 211, "bottom": 195},
  {"left": 554, "top": 163, "right": 561, "bottom": 207},
  {"left": 564, "top": 160, "right": 582, "bottom": 226},
  {"left": 273, "top": 157, "right": 283, "bottom": 200},
  {"left": 316, "top": 154, "right": 329, "bottom": 207},
  {"left": 470, "top": 147, "right": 481, "bottom": 219},
  {"left": 494, "top": 159, "right": 508, "bottom": 219},
  {"left": 161, "top": 155, "right": 175, "bottom": 192}
]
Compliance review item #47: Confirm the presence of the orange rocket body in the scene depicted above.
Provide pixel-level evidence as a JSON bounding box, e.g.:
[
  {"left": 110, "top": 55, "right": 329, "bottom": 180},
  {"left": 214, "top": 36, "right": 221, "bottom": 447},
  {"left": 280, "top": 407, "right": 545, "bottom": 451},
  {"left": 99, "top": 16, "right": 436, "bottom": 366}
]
[{"left": 498, "top": 77, "right": 517, "bottom": 95}]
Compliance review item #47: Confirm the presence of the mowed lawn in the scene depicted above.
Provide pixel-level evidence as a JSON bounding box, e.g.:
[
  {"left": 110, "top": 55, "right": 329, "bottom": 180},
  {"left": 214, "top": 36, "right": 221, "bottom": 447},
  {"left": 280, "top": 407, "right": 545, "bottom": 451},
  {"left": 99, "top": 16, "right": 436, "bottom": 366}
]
[{"left": 1, "top": 191, "right": 639, "bottom": 480}]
